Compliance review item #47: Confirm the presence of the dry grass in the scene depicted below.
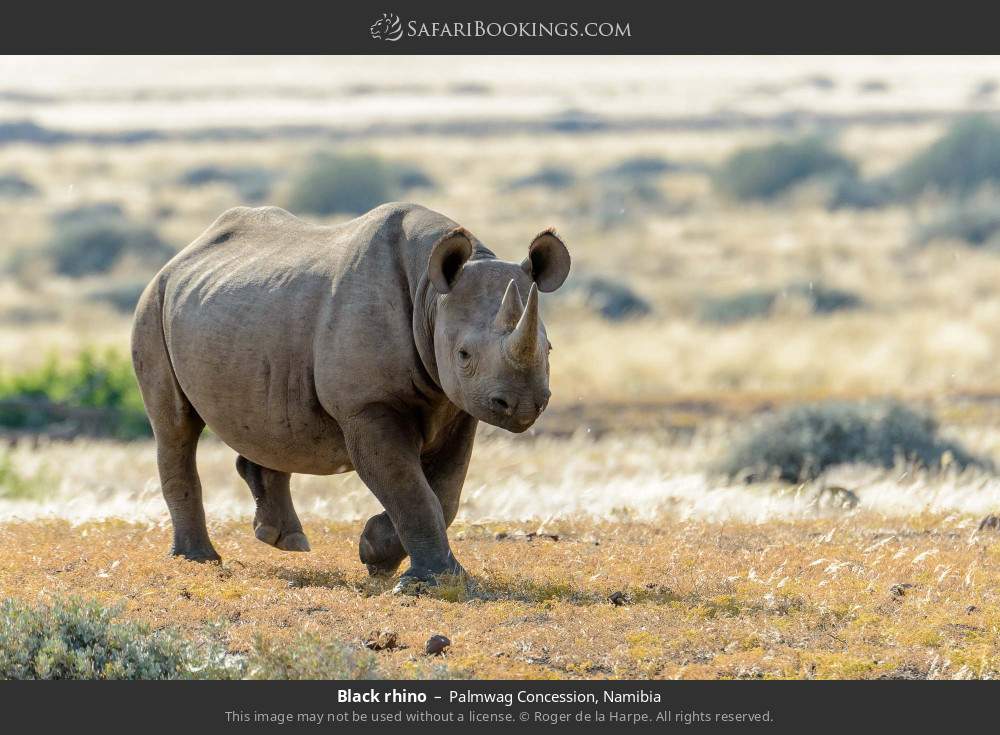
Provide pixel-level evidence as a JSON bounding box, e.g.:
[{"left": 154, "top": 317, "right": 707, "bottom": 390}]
[{"left": 2, "top": 514, "right": 999, "bottom": 679}]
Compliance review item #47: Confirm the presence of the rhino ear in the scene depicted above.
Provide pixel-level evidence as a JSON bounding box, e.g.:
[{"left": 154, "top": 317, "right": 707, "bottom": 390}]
[
  {"left": 522, "top": 228, "right": 571, "bottom": 292},
  {"left": 428, "top": 228, "right": 473, "bottom": 294}
]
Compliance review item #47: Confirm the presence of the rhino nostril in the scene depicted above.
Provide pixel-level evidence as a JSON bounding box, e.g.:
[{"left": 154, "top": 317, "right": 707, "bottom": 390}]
[{"left": 490, "top": 396, "right": 513, "bottom": 415}]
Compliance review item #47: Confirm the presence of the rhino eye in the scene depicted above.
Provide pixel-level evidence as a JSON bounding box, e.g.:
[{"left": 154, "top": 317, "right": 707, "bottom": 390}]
[{"left": 458, "top": 348, "right": 471, "bottom": 361}]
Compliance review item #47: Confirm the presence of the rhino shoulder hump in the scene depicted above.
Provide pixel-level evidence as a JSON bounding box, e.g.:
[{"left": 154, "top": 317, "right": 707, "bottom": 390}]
[{"left": 200, "top": 206, "right": 303, "bottom": 246}]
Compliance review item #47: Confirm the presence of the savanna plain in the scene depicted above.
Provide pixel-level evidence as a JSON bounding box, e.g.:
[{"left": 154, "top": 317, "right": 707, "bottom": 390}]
[{"left": 3, "top": 56, "right": 1000, "bottom": 679}]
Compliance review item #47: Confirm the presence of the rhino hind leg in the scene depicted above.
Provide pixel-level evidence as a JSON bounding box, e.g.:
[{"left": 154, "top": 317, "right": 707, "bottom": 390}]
[
  {"left": 132, "top": 283, "right": 219, "bottom": 562},
  {"left": 154, "top": 417, "right": 220, "bottom": 562},
  {"left": 359, "top": 511, "right": 407, "bottom": 576},
  {"left": 235, "top": 456, "right": 310, "bottom": 552}
]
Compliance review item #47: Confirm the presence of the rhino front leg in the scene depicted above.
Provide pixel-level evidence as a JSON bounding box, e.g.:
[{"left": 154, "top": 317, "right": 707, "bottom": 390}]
[
  {"left": 235, "top": 456, "right": 310, "bottom": 552},
  {"left": 345, "top": 405, "right": 464, "bottom": 588},
  {"left": 359, "top": 413, "right": 477, "bottom": 577}
]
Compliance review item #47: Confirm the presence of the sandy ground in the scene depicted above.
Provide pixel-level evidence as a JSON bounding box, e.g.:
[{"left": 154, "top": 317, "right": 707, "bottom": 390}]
[{"left": 2, "top": 513, "right": 998, "bottom": 679}]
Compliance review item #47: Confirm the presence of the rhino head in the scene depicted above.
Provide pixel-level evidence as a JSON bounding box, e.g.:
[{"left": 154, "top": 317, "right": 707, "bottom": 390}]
[{"left": 427, "top": 228, "right": 571, "bottom": 433}]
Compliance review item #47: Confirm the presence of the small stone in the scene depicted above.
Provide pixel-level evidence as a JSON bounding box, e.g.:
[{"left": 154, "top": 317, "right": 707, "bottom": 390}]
[
  {"left": 890, "top": 583, "right": 914, "bottom": 597},
  {"left": 608, "top": 591, "right": 628, "bottom": 606},
  {"left": 425, "top": 634, "right": 451, "bottom": 655},
  {"left": 494, "top": 531, "right": 509, "bottom": 541},
  {"left": 966, "top": 605, "right": 978, "bottom": 614},
  {"left": 363, "top": 630, "right": 400, "bottom": 651}
]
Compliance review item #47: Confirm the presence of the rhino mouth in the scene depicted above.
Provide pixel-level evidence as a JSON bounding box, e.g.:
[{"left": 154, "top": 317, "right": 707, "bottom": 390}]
[{"left": 476, "top": 399, "right": 543, "bottom": 434}]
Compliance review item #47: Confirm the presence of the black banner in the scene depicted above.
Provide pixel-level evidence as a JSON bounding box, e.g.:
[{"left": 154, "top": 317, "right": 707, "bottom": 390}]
[
  {"left": 0, "top": 679, "right": 991, "bottom": 732},
  {"left": 0, "top": 2, "right": 989, "bottom": 54}
]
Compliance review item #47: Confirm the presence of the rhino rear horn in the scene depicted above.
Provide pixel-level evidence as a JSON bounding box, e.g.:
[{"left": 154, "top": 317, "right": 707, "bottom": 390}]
[
  {"left": 506, "top": 282, "right": 539, "bottom": 365},
  {"left": 494, "top": 279, "right": 524, "bottom": 332}
]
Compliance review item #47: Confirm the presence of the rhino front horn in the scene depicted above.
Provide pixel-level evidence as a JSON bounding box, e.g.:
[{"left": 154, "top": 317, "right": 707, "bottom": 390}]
[
  {"left": 494, "top": 279, "right": 524, "bottom": 332},
  {"left": 505, "top": 282, "right": 539, "bottom": 365}
]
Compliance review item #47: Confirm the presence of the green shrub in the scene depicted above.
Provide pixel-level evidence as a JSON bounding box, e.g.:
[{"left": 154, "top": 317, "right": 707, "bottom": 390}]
[
  {"left": 911, "top": 200, "right": 1000, "bottom": 248},
  {"left": 286, "top": 153, "right": 394, "bottom": 215},
  {"left": 0, "top": 172, "right": 37, "bottom": 198},
  {"left": 0, "top": 597, "right": 226, "bottom": 679},
  {"left": 0, "top": 349, "right": 150, "bottom": 439},
  {"left": 179, "top": 165, "right": 275, "bottom": 202},
  {"left": 715, "top": 137, "right": 857, "bottom": 201},
  {"left": 895, "top": 116, "right": 1000, "bottom": 198},
  {"left": 246, "top": 633, "right": 382, "bottom": 680},
  {"left": 717, "top": 401, "right": 986, "bottom": 483},
  {"left": 46, "top": 206, "right": 172, "bottom": 277},
  {"left": 699, "top": 283, "right": 863, "bottom": 324}
]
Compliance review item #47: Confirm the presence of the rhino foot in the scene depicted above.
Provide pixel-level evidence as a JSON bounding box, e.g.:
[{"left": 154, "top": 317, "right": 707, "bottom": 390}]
[
  {"left": 276, "top": 531, "right": 311, "bottom": 552},
  {"left": 359, "top": 512, "right": 407, "bottom": 577},
  {"left": 237, "top": 456, "right": 310, "bottom": 553},
  {"left": 170, "top": 541, "right": 222, "bottom": 563},
  {"left": 391, "top": 565, "right": 470, "bottom": 596},
  {"left": 254, "top": 523, "right": 310, "bottom": 552}
]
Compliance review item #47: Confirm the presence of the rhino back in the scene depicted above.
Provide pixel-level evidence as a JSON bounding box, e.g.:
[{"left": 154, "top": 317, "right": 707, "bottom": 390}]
[{"left": 158, "top": 204, "right": 451, "bottom": 474}]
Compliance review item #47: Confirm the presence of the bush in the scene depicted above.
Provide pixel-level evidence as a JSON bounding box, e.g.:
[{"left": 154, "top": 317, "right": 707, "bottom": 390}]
[
  {"left": 895, "top": 116, "right": 1000, "bottom": 198},
  {"left": 0, "top": 120, "right": 69, "bottom": 145},
  {"left": 179, "top": 165, "right": 274, "bottom": 202},
  {"left": 717, "top": 401, "right": 986, "bottom": 483},
  {"left": 46, "top": 206, "right": 172, "bottom": 277},
  {"left": 590, "top": 177, "right": 669, "bottom": 230},
  {"left": 86, "top": 281, "right": 148, "bottom": 314},
  {"left": 0, "top": 597, "right": 225, "bottom": 679},
  {"left": 699, "top": 290, "right": 777, "bottom": 324},
  {"left": 506, "top": 165, "right": 576, "bottom": 191},
  {"left": 0, "top": 172, "right": 37, "bottom": 198},
  {"left": 286, "top": 153, "right": 394, "bottom": 216},
  {"left": 911, "top": 200, "right": 1000, "bottom": 248},
  {"left": 0, "top": 349, "right": 150, "bottom": 439},
  {"left": 715, "top": 137, "right": 857, "bottom": 201},
  {"left": 52, "top": 202, "right": 123, "bottom": 225},
  {"left": 393, "top": 162, "right": 435, "bottom": 191},
  {"left": 792, "top": 282, "right": 864, "bottom": 314},
  {"left": 826, "top": 174, "right": 896, "bottom": 210},
  {"left": 699, "top": 283, "right": 863, "bottom": 324},
  {"left": 859, "top": 79, "right": 890, "bottom": 94},
  {"left": 246, "top": 633, "right": 382, "bottom": 680},
  {"left": 568, "top": 276, "right": 651, "bottom": 321},
  {"left": 599, "top": 155, "right": 676, "bottom": 180}
]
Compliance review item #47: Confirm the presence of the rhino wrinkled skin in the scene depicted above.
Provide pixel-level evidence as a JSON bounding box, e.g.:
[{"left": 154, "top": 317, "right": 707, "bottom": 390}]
[{"left": 131, "top": 203, "right": 570, "bottom": 588}]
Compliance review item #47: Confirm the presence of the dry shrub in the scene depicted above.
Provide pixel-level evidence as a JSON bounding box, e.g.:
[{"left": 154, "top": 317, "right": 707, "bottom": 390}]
[{"left": 718, "top": 401, "right": 986, "bottom": 482}]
